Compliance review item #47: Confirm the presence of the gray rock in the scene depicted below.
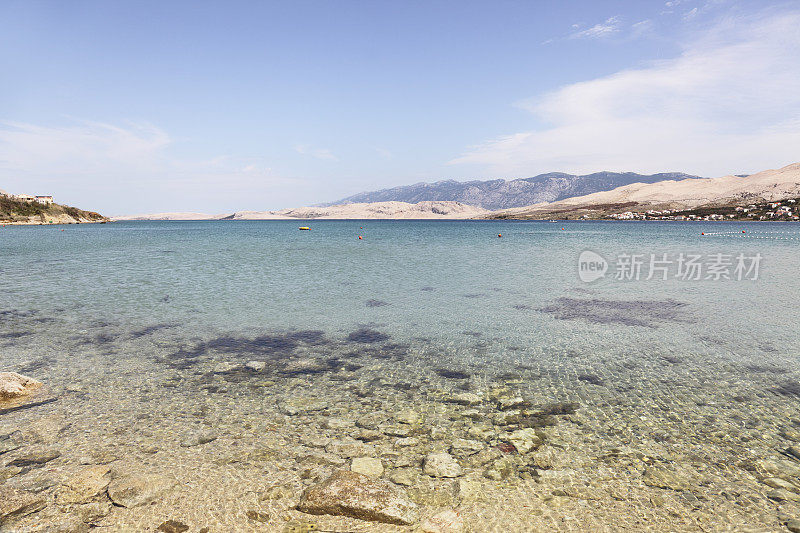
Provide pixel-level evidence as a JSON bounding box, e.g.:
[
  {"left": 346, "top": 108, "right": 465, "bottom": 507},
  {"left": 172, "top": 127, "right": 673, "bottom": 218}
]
[
  {"left": 212, "top": 362, "right": 240, "bottom": 373},
  {"left": 497, "top": 396, "right": 525, "bottom": 410},
  {"left": 107, "top": 473, "right": 175, "bottom": 508},
  {"left": 298, "top": 451, "right": 347, "bottom": 467},
  {"left": 423, "top": 452, "right": 463, "bottom": 478},
  {"left": 380, "top": 424, "right": 413, "bottom": 438},
  {"left": 298, "top": 470, "right": 418, "bottom": 525},
  {"left": 389, "top": 468, "right": 414, "bottom": 486},
  {"left": 395, "top": 410, "right": 421, "bottom": 425}
]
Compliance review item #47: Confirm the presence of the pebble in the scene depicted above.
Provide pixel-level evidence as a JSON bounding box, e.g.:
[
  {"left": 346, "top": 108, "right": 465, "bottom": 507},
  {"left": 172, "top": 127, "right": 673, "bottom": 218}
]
[
  {"left": 423, "top": 452, "right": 463, "bottom": 478},
  {"left": 449, "top": 439, "right": 484, "bottom": 458},
  {"left": 643, "top": 465, "right": 690, "bottom": 491},
  {"left": 395, "top": 410, "right": 421, "bottom": 425},
  {"left": 448, "top": 393, "right": 481, "bottom": 406},
  {"left": 157, "top": 520, "right": 190, "bottom": 532},
  {"left": 245, "top": 361, "right": 267, "bottom": 372},
  {"left": 502, "top": 428, "right": 542, "bottom": 454}
]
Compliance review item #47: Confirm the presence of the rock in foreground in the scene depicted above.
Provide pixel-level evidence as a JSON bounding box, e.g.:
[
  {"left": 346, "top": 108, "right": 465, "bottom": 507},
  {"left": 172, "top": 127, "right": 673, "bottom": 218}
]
[
  {"left": 297, "top": 470, "right": 419, "bottom": 525},
  {"left": 0, "top": 372, "right": 42, "bottom": 400}
]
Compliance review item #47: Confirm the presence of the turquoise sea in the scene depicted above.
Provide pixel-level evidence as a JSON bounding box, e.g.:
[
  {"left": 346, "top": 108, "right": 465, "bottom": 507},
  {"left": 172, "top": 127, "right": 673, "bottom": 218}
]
[{"left": 2, "top": 220, "right": 800, "bottom": 531}]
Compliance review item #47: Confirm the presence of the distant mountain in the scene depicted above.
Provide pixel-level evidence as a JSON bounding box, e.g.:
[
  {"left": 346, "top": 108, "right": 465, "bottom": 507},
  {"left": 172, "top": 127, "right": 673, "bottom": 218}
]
[
  {"left": 326, "top": 172, "right": 702, "bottom": 210},
  {"left": 491, "top": 162, "right": 800, "bottom": 219}
]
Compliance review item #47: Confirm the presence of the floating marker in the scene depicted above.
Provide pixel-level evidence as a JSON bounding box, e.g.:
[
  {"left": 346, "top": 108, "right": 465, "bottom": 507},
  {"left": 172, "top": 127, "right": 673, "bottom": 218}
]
[
  {"left": 498, "top": 234, "right": 502, "bottom": 238},
  {"left": 358, "top": 235, "right": 363, "bottom": 240}
]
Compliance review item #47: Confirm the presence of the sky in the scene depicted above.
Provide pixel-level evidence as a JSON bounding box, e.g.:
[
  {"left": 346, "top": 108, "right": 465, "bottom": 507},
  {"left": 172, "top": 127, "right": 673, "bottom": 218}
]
[{"left": 1, "top": 0, "right": 799, "bottom": 215}]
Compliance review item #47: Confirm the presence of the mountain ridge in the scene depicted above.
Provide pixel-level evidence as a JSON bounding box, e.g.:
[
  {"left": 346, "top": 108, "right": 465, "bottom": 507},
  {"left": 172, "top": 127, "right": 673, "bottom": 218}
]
[{"left": 324, "top": 171, "right": 702, "bottom": 210}]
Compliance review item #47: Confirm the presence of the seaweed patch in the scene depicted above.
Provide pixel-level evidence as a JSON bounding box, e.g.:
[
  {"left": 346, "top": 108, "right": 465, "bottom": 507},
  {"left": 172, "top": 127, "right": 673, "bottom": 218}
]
[{"left": 537, "top": 297, "right": 688, "bottom": 328}]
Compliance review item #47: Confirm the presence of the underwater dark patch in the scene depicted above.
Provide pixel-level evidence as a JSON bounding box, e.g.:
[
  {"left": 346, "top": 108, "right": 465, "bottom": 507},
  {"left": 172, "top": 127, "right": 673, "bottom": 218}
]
[
  {"left": 347, "top": 342, "right": 409, "bottom": 360},
  {"left": 420, "top": 286, "right": 435, "bottom": 292},
  {"left": 537, "top": 297, "right": 688, "bottom": 328},
  {"left": 462, "top": 331, "right": 482, "bottom": 337},
  {"left": 578, "top": 373, "right": 604, "bottom": 386},
  {"left": 435, "top": 368, "right": 471, "bottom": 380},
  {"left": 462, "top": 293, "right": 485, "bottom": 299},
  {"left": 366, "top": 299, "right": 389, "bottom": 308},
  {"left": 346, "top": 328, "right": 390, "bottom": 344},
  {"left": 130, "top": 323, "right": 177, "bottom": 339},
  {"left": 512, "top": 304, "right": 532, "bottom": 310},
  {"left": 748, "top": 364, "right": 789, "bottom": 374},
  {"left": 0, "top": 331, "right": 32, "bottom": 340},
  {"left": 285, "top": 330, "right": 328, "bottom": 345}
]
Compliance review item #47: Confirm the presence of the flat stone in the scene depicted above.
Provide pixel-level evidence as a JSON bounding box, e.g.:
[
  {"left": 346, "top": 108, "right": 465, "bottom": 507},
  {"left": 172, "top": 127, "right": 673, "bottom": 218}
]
[
  {"left": 107, "top": 473, "right": 175, "bottom": 508},
  {"left": 787, "top": 518, "right": 800, "bottom": 533},
  {"left": 157, "top": 520, "right": 190, "bottom": 532},
  {"left": 213, "top": 362, "right": 241, "bottom": 373},
  {"left": 351, "top": 457, "right": 384, "bottom": 478},
  {"left": 298, "top": 470, "right": 419, "bottom": 525},
  {"left": 449, "top": 439, "right": 483, "bottom": 458},
  {"left": 497, "top": 396, "right": 525, "bottom": 410},
  {"left": 502, "top": 428, "right": 542, "bottom": 454},
  {"left": 298, "top": 451, "right": 347, "bottom": 467},
  {"left": 643, "top": 465, "right": 689, "bottom": 491},
  {"left": 389, "top": 469, "right": 414, "bottom": 486},
  {"left": 395, "top": 410, "right": 420, "bottom": 425},
  {"left": 56, "top": 465, "right": 112, "bottom": 504},
  {"left": 419, "top": 509, "right": 464, "bottom": 533},
  {"left": 6, "top": 449, "right": 61, "bottom": 467},
  {"left": 492, "top": 410, "right": 522, "bottom": 426},
  {"left": 380, "top": 424, "right": 413, "bottom": 438},
  {"left": 322, "top": 417, "right": 354, "bottom": 430},
  {"left": 395, "top": 437, "right": 419, "bottom": 447},
  {"left": 0, "top": 486, "right": 46, "bottom": 521},
  {"left": 280, "top": 398, "right": 328, "bottom": 416},
  {"left": 448, "top": 393, "right": 481, "bottom": 406},
  {"left": 423, "top": 452, "right": 463, "bottom": 478}
]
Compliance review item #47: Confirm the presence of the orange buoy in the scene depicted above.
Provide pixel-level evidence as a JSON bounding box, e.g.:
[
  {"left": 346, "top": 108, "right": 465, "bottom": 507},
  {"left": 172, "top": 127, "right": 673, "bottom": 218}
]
[
  {"left": 742, "top": 230, "right": 746, "bottom": 233},
  {"left": 701, "top": 232, "right": 705, "bottom": 235},
  {"left": 358, "top": 235, "right": 363, "bottom": 240},
  {"left": 498, "top": 234, "right": 502, "bottom": 238}
]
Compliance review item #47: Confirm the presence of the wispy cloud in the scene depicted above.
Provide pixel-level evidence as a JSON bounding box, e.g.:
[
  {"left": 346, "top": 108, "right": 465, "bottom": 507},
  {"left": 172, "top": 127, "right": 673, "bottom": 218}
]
[
  {"left": 294, "top": 144, "right": 338, "bottom": 161},
  {"left": 0, "top": 118, "right": 294, "bottom": 212},
  {"left": 570, "top": 16, "right": 621, "bottom": 39},
  {"left": 451, "top": 9, "right": 800, "bottom": 178}
]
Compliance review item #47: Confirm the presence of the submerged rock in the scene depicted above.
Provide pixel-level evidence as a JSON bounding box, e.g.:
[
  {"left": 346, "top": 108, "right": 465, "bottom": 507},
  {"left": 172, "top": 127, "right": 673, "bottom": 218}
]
[
  {"left": 419, "top": 509, "right": 464, "bottom": 533},
  {"left": 297, "top": 470, "right": 419, "bottom": 525},
  {"left": 56, "top": 465, "right": 111, "bottom": 504},
  {"left": 0, "top": 372, "right": 42, "bottom": 400},
  {"left": 179, "top": 429, "right": 217, "bottom": 447},
  {"left": 423, "top": 452, "right": 463, "bottom": 478},
  {"left": 643, "top": 465, "right": 689, "bottom": 491},
  {"left": 157, "top": 520, "right": 190, "bottom": 533},
  {"left": 107, "top": 473, "right": 175, "bottom": 508},
  {"left": 502, "top": 428, "right": 542, "bottom": 454},
  {"left": 0, "top": 486, "right": 46, "bottom": 522},
  {"left": 6, "top": 449, "right": 61, "bottom": 467},
  {"left": 351, "top": 457, "right": 383, "bottom": 478}
]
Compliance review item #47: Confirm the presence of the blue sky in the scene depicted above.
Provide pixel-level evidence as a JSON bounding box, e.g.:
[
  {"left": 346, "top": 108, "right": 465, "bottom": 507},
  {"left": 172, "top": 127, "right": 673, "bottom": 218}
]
[{"left": 1, "top": 0, "right": 799, "bottom": 214}]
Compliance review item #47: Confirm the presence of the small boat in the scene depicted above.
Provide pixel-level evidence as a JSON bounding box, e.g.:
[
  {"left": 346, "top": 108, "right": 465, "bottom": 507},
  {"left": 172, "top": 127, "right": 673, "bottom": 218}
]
[{"left": 299, "top": 226, "right": 311, "bottom": 231}]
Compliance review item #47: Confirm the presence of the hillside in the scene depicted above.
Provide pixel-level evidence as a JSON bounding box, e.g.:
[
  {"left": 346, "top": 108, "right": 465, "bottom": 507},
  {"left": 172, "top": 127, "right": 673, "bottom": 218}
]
[
  {"left": 491, "top": 162, "right": 800, "bottom": 220},
  {"left": 0, "top": 195, "right": 106, "bottom": 225},
  {"left": 326, "top": 171, "right": 701, "bottom": 210},
  {"left": 114, "top": 201, "right": 489, "bottom": 221}
]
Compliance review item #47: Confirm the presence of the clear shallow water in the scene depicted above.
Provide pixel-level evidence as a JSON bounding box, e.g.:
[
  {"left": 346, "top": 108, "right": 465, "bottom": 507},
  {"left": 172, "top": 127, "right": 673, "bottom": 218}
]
[{"left": 2, "top": 220, "right": 800, "bottom": 532}]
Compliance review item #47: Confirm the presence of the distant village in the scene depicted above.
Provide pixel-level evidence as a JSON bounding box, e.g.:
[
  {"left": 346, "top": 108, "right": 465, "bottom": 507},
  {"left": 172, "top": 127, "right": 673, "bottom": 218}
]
[
  {"left": 0, "top": 191, "right": 54, "bottom": 205},
  {"left": 602, "top": 198, "right": 799, "bottom": 221}
]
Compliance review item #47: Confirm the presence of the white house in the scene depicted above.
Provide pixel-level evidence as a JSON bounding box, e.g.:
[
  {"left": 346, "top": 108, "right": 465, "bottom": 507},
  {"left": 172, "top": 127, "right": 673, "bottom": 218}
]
[
  {"left": 35, "top": 195, "right": 54, "bottom": 205},
  {"left": 15, "top": 194, "right": 36, "bottom": 202}
]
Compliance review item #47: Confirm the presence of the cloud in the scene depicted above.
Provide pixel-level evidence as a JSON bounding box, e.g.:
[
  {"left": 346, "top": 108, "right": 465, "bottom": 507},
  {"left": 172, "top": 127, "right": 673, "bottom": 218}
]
[
  {"left": 294, "top": 144, "right": 338, "bottom": 161},
  {"left": 683, "top": 7, "right": 699, "bottom": 20},
  {"left": 0, "top": 118, "right": 295, "bottom": 212},
  {"left": 570, "top": 17, "right": 621, "bottom": 39},
  {"left": 450, "top": 9, "right": 800, "bottom": 177}
]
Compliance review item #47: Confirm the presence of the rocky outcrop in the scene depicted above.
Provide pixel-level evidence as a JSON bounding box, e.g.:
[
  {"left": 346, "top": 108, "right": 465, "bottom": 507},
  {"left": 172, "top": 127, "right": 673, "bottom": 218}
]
[
  {"left": 0, "top": 487, "right": 46, "bottom": 524},
  {"left": 297, "top": 470, "right": 419, "bottom": 525},
  {"left": 107, "top": 472, "right": 175, "bottom": 508},
  {"left": 0, "top": 372, "right": 42, "bottom": 400}
]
